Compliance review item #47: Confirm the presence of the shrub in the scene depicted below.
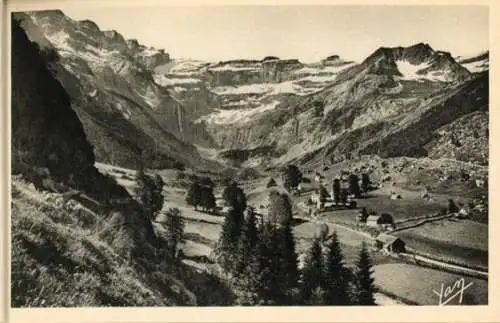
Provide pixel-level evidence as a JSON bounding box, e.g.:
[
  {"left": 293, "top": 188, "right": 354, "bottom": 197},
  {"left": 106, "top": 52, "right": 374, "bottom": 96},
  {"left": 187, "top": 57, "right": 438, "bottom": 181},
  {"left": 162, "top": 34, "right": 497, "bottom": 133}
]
[{"left": 266, "top": 178, "right": 277, "bottom": 188}]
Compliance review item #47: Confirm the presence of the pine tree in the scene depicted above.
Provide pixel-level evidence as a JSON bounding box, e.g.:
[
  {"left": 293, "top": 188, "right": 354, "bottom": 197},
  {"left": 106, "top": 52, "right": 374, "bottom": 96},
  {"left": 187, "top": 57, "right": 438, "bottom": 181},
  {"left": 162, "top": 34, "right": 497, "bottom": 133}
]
[
  {"left": 275, "top": 216, "right": 299, "bottom": 304},
  {"left": 323, "top": 231, "right": 350, "bottom": 305},
  {"left": 233, "top": 252, "right": 262, "bottom": 305},
  {"left": 164, "top": 208, "right": 185, "bottom": 258},
  {"left": 332, "top": 179, "right": 341, "bottom": 205},
  {"left": 135, "top": 169, "right": 159, "bottom": 221},
  {"left": 341, "top": 188, "right": 348, "bottom": 206},
  {"left": 283, "top": 164, "right": 302, "bottom": 192},
  {"left": 235, "top": 206, "right": 259, "bottom": 275},
  {"left": 266, "top": 178, "right": 277, "bottom": 188},
  {"left": 222, "top": 182, "right": 247, "bottom": 211},
  {"left": 348, "top": 174, "right": 361, "bottom": 198},
  {"left": 300, "top": 237, "right": 324, "bottom": 305},
  {"left": 255, "top": 221, "right": 281, "bottom": 305},
  {"left": 186, "top": 181, "right": 202, "bottom": 210},
  {"left": 217, "top": 202, "right": 245, "bottom": 272},
  {"left": 353, "top": 243, "right": 376, "bottom": 305},
  {"left": 233, "top": 207, "right": 262, "bottom": 305},
  {"left": 361, "top": 173, "right": 370, "bottom": 193},
  {"left": 267, "top": 191, "right": 293, "bottom": 225},
  {"left": 151, "top": 174, "right": 165, "bottom": 215},
  {"left": 200, "top": 185, "right": 216, "bottom": 213},
  {"left": 319, "top": 185, "right": 329, "bottom": 208}
]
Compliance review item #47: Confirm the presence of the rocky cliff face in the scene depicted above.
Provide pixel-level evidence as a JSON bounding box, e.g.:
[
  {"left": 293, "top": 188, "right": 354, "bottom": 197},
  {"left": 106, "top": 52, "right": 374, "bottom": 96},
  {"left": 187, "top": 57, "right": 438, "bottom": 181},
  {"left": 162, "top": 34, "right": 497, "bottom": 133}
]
[
  {"left": 16, "top": 10, "right": 217, "bottom": 169},
  {"left": 11, "top": 16, "right": 94, "bottom": 179}
]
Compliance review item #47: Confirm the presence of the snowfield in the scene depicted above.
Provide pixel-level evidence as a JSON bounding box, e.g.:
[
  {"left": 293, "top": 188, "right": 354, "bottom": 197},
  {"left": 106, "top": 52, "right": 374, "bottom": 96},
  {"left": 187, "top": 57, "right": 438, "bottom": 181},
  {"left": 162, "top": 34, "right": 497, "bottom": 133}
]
[
  {"left": 195, "top": 100, "right": 280, "bottom": 125},
  {"left": 153, "top": 74, "right": 202, "bottom": 86},
  {"left": 395, "top": 60, "right": 447, "bottom": 82},
  {"left": 169, "top": 59, "right": 209, "bottom": 73},
  {"left": 209, "top": 65, "right": 260, "bottom": 72},
  {"left": 211, "top": 81, "right": 319, "bottom": 97},
  {"left": 461, "top": 59, "right": 489, "bottom": 73}
]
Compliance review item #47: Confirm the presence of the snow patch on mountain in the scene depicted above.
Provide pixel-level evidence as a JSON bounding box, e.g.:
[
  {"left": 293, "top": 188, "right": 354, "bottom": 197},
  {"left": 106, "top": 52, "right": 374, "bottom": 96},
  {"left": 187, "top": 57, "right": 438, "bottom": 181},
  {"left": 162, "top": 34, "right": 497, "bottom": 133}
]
[
  {"left": 211, "top": 81, "right": 323, "bottom": 97},
  {"left": 209, "top": 65, "right": 260, "bottom": 72},
  {"left": 195, "top": 100, "right": 280, "bottom": 125},
  {"left": 42, "top": 30, "right": 73, "bottom": 54},
  {"left": 395, "top": 60, "right": 446, "bottom": 82},
  {"left": 461, "top": 59, "right": 489, "bottom": 73},
  {"left": 154, "top": 74, "right": 202, "bottom": 86},
  {"left": 169, "top": 59, "right": 209, "bottom": 73}
]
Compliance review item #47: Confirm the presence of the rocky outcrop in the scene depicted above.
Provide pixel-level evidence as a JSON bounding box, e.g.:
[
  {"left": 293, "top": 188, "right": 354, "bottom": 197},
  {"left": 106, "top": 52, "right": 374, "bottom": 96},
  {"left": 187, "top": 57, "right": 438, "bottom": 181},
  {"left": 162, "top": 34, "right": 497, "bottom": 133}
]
[
  {"left": 206, "top": 58, "right": 304, "bottom": 87},
  {"left": 261, "top": 59, "right": 303, "bottom": 83}
]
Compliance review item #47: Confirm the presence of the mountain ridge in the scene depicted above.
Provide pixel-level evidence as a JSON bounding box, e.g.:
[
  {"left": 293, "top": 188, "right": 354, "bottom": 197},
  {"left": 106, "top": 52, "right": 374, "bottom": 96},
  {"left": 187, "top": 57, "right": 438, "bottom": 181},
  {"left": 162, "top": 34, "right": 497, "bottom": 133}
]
[
  {"left": 15, "top": 9, "right": 489, "bottom": 173},
  {"left": 15, "top": 10, "right": 220, "bottom": 170}
]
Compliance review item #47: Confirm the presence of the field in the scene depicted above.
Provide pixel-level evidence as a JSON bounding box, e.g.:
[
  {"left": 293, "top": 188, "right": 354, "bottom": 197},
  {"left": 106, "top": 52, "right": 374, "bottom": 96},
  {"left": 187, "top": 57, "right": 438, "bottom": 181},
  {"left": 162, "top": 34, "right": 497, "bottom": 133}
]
[
  {"left": 303, "top": 188, "right": 446, "bottom": 227},
  {"left": 394, "top": 219, "right": 488, "bottom": 269},
  {"left": 373, "top": 263, "right": 488, "bottom": 305},
  {"left": 355, "top": 189, "right": 446, "bottom": 221}
]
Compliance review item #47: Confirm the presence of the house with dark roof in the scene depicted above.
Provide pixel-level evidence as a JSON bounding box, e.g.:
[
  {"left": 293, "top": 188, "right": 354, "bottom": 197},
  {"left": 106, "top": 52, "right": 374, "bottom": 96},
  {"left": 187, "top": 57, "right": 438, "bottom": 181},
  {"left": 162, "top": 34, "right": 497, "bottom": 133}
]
[{"left": 375, "top": 233, "right": 406, "bottom": 253}]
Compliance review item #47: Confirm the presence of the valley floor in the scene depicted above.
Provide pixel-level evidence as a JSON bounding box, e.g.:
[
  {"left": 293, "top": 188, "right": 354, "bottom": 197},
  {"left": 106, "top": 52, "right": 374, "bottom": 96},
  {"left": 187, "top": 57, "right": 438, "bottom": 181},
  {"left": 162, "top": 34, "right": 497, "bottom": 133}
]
[{"left": 95, "top": 156, "right": 488, "bottom": 306}]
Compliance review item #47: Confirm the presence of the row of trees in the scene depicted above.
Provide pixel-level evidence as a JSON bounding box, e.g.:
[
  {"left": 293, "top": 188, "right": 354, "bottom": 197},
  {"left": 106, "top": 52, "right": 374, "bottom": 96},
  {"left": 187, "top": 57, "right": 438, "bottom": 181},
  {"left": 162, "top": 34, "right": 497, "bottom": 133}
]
[{"left": 215, "top": 182, "right": 376, "bottom": 305}]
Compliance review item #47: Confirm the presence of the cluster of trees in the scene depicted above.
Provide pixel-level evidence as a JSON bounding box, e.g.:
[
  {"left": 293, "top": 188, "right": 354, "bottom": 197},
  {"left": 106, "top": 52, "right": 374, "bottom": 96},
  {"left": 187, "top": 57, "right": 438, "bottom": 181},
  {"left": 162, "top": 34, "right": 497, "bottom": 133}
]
[
  {"left": 185, "top": 177, "right": 217, "bottom": 213},
  {"left": 332, "top": 173, "right": 371, "bottom": 203},
  {"left": 283, "top": 165, "right": 302, "bottom": 192},
  {"left": 330, "top": 178, "right": 354, "bottom": 208},
  {"left": 134, "top": 170, "right": 185, "bottom": 258},
  {"left": 301, "top": 233, "right": 376, "bottom": 305},
  {"left": 215, "top": 182, "right": 376, "bottom": 305},
  {"left": 135, "top": 169, "right": 165, "bottom": 221},
  {"left": 216, "top": 185, "right": 301, "bottom": 305}
]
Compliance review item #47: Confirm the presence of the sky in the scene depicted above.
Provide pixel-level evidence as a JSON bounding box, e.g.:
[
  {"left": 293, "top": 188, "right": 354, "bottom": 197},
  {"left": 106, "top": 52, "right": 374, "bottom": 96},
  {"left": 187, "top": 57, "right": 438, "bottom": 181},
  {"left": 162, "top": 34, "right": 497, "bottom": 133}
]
[{"left": 59, "top": 5, "right": 488, "bottom": 63}]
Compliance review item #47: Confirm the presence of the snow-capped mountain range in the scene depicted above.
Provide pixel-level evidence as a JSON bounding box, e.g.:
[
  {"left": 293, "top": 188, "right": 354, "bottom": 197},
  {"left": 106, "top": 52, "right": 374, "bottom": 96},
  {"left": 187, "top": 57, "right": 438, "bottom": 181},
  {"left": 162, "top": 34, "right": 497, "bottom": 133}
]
[{"left": 14, "top": 9, "right": 489, "bottom": 170}]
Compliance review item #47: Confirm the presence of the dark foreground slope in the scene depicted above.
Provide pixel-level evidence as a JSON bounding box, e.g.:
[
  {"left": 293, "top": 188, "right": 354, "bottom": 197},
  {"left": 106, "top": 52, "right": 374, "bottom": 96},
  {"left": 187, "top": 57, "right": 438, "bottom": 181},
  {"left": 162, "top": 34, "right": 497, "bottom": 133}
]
[{"left": 11, "top": 17, "right": 232, "bottom": 307}]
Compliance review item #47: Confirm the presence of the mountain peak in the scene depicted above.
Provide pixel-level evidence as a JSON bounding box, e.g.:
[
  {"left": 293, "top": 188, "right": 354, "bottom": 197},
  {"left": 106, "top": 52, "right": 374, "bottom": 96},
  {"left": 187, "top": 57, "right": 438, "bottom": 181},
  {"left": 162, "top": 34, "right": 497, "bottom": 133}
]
[
  {"left": 362, "top": 42, "right": 470, "bottom": 82},
  {"left": 78, "top": 19, "right": 100, "bottom": 31},
  {"left": 407, "top": 42, "right": 433, "bottom": 50}
]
